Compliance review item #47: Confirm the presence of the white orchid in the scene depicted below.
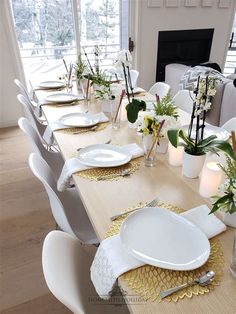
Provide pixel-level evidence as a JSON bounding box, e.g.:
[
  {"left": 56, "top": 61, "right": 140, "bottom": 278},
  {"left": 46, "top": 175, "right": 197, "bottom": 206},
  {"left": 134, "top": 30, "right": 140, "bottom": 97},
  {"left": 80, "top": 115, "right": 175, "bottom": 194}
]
[{"left": 114, "top": 50, "right": 132, "bottom": 70}]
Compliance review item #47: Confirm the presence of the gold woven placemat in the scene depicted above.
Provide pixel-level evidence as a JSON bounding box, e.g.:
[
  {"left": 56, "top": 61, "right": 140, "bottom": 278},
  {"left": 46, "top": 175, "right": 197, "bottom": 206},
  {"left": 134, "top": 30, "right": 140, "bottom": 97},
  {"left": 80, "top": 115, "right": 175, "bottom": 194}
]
[
  {"left": 75, "top": 156, "right": 142, "bottom": 181},
  {"left": 55, "top": 122, "right": 110, "bottom": 134},
  {"left": 105, "top": 202, "right": 224, "bottom": 302}
]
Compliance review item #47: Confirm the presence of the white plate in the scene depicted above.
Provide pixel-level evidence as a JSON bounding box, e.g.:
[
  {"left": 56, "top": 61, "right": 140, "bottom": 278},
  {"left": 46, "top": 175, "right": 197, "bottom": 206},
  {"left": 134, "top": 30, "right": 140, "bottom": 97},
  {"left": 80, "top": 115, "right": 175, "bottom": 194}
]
[
  {"left": 59, "top": 113, "right": 99, "bottom": 127},
  {"left": 39, "top": 81, "right": 65, "bottom": 89},
  {"left": 45, "top": 93, "right": 79, "bottom": 103},
  {"left": 120, "top": 207, "right": 210, "bottom": 271},
  {"left": 183, "top": 124, "right": 229, "bottom": 141},
  {"left": 77, "top": 144, "right": 132, "bottom": 167}
]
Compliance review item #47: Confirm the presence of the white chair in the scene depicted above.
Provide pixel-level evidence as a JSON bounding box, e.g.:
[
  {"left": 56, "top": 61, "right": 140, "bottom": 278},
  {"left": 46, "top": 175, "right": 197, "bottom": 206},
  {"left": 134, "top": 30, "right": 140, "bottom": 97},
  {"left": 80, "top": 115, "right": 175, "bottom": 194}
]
[
  {"left": 148, "top": 82, "right": 170, "bottom": 99},
  {"left": 18, "top": 117, "right": 63, "bottom": 181},
  {"left": 129, "top": 69, "right": 139, "bottom": 87},
  {"left": 28, "top": 153, "right": 99, "bottom": 245},
  {"left": 14, "top": 78, "right": 38, "bottom": 109},
  {"left": 42, "top": 231, "right": 129, "bottom": 314},
  {"left": 173, "top": 90, "right": 195, "bottom": 114},
  {"left": 221, "top": 117, "right": 236, "bottom": 133}
]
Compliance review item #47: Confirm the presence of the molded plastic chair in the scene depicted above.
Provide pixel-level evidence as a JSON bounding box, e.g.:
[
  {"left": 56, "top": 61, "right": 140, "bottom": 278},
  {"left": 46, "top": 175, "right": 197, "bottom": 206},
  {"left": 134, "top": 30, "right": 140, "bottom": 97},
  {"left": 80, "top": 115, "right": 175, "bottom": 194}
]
[
  {"left": 17, "top": 94, "right": 47, "bottom": 138},
  {"left": 42, "top": 231, "right": 129, "bottom": 314},
  {"left": 28, "top": 153, "right": 99, "bottom": 244},
  {"left": 14, "top": 78, "right": 38, "bottom": 109},
  {"left": 18, "top": 117, "right": 63, "bottom": 181},
  {"left": 129, "top": 69, "right": 139, "bottom": 87},
  {"left": 173, "top": 90, "right": 195, "bottom": 114},
  {"left": 221, "top": 117, "right": 236, "bottom": 133},
  {"left": 148, "top": 82, "right": 170, "bottom": 99}
]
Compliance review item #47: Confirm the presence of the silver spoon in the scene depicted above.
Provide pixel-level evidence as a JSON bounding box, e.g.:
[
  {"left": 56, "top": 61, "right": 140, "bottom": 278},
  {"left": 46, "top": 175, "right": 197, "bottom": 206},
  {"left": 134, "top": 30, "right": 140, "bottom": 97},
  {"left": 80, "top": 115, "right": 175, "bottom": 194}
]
[
  {"left": 97, "top": 169, "right": 131, "bottom": 181},
  {"left": 159, "top": 270, "right": 215, "bottom": 299}
]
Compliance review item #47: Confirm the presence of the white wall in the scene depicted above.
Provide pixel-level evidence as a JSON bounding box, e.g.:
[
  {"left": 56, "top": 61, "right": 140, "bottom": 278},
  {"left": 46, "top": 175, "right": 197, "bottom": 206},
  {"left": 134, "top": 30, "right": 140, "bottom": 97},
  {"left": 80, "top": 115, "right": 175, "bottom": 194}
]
[
  {"left": 0, "top": 1, "right": 24, "bottom": 128},
  {"left": 132, "top": 0, "right": 236, "bottom": 90}
]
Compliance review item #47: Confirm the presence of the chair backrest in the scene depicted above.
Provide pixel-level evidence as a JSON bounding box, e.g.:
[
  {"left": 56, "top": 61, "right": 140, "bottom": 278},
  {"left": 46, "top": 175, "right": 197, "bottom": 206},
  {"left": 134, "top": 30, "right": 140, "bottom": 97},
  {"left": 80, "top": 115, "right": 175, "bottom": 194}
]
[
  {"left": 173, "top": 90, "right": 195, "bottom": 114},
  {"left": 221, "top": 117, "right": 236, "bottom": 133},
  {"left": 42, "top": 230, "right": 94, "bottom": 314},
  {"left": 28, "top": 153, "right": 75, "bottom": 236},
  {"left": 148, "top": 82, "right": 170, "bottom": 99},
  {"left": 17, "top": 94, "right": 46, "bottom": 136},
  {"left": 129, "top": 69, "right": 139, "bottom": 87},
  {"left": 14, "top": 78, "right": 31, "bottom": 101},
  {"left": 18, "top": 117, "right": 44, "bottom": 156}
]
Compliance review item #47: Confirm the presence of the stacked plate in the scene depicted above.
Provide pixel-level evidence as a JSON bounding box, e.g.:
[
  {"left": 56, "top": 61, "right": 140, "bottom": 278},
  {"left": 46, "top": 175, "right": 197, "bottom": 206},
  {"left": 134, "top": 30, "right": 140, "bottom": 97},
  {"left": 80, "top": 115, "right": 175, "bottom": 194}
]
[{"left": 45, "top": 93, "right": 80, "bottom": 104}]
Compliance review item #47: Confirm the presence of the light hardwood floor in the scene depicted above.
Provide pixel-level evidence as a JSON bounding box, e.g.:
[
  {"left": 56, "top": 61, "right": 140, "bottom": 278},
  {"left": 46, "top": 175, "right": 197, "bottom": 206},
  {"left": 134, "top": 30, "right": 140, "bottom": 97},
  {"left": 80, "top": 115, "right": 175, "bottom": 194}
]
[{"left": 0, "top": 127, "right": 70, "bottom": 313}]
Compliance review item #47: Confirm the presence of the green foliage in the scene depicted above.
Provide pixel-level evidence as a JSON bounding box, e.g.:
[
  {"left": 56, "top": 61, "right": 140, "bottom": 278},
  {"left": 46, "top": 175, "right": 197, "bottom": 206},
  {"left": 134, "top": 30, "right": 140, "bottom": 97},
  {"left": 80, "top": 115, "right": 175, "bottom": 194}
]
[
  {"left": 76, "top": 54, "right": 86, "bottom": 82},
  {"left": 210, "top": 156, "right": 236, "bottom": 214},
  {"left": 126, "top": 99, "right": 146, "bottom": 123},
  {"left": 167, "top": 128, "right": 236, "bottom": 159},
  {"left": 154, "top": 92, "right": 179, "bottom": 119}
]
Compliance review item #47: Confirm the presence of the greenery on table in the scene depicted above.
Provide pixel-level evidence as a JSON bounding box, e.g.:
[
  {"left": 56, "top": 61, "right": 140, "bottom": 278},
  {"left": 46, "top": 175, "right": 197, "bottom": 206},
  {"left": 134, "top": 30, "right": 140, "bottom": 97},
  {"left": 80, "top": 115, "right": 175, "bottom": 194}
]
[
  {"left": 167, "top": 129, "right": 236, "bottom": 158},
  {"left": 126, "top": 99, "right": 146, "bottom": 123},
  {"left": 210, "top": 156, "right": 236, "bottom": 214},
  {"left": 154, "top": 92, "right": 179, "bottom": 119}
]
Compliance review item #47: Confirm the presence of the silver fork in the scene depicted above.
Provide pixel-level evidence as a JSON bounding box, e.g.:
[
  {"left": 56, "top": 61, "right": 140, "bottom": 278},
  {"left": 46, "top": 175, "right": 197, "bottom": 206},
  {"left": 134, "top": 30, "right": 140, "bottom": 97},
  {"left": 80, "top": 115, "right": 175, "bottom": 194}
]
[
  {"left": 73, "top": 125, "right": 98, "bottom": 134},
  {"left": 110, "top": 196, "right": 160, "bottom": 221}
]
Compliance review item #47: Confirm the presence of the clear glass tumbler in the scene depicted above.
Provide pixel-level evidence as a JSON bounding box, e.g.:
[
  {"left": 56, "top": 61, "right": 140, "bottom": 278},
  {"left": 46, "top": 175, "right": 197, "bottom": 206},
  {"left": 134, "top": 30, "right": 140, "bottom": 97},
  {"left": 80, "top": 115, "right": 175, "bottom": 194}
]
[
  {"left": 111, "top": 99, "right": 121, "bottom": 130},
  {"left": 142, "top": 134, "right": 158, "bottom": 167}
]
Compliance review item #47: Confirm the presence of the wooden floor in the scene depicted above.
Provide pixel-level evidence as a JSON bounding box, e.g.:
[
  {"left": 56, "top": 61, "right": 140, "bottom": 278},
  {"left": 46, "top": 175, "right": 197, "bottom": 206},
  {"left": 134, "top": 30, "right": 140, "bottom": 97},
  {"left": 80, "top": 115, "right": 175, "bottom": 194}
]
[{"left": 0, "top": 127, "right": 70, "bottom": 313}]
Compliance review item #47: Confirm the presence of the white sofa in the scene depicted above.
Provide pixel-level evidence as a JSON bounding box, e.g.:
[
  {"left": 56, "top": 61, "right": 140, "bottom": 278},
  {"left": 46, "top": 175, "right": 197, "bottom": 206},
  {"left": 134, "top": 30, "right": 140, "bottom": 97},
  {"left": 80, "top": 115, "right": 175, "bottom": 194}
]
[{"left": 165, "top": 63, "right": 236, "bottom": 126}]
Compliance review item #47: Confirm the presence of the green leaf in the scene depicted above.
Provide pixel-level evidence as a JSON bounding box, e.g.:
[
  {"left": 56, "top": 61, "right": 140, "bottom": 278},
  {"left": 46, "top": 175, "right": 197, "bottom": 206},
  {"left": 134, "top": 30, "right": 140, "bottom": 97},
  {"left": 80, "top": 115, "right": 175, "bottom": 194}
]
[
  {"left": 126, "top": 99, "right": 146, "bottom": 123},
  {"left": 197, "top": 135, "right": 217, "bottom": 148}
]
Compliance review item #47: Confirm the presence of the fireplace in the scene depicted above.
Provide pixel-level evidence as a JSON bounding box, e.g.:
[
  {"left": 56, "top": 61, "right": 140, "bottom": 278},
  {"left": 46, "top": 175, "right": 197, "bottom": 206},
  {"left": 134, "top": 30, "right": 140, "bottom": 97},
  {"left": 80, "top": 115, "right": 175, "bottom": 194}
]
[{"left": 156, "top": 29, "right": 214, "bottom": 82}]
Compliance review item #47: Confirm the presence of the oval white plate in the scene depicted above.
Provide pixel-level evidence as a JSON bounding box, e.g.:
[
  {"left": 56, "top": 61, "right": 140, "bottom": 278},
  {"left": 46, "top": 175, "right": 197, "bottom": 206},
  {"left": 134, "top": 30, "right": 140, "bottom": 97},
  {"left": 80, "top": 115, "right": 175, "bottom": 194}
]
[
  {"left": 120, "top": 207, "right": 210, "bottom": 270},
  {"left": 45, "top": 93, "right": 78, "bottom": 103},
  {"left": 39, "top": 81, "right": 65, "bottom": 89},
  {"left": 183, "top": 124, "right": 229, "bottom": 141},
  {"left": 59, "top": 113, "right": 99, "bottom": 127},
  {"left": 77, "top": 144, "right": 132, "bottom": 167}
]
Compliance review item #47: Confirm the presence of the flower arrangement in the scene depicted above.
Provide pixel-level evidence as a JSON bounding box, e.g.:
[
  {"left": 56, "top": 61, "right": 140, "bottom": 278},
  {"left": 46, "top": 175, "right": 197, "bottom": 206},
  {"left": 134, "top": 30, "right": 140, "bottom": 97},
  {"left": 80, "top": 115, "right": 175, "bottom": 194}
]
[
  {"left": 167, "top": 74, "right": 234, "bottom": 157},
  {"left": 154, "top": 93, "right": 179, "bottom": 119},
  {"left": 210, "top": 155, "right": 236, "bottom": 214}
]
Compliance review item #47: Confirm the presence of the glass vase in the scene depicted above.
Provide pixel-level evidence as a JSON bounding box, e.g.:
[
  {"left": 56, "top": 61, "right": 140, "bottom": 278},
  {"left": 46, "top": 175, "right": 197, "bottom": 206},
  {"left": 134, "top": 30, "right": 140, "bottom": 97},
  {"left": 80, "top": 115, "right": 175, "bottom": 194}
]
[{"left": 142, "top": 134, "right": 158, "bottom": 167}]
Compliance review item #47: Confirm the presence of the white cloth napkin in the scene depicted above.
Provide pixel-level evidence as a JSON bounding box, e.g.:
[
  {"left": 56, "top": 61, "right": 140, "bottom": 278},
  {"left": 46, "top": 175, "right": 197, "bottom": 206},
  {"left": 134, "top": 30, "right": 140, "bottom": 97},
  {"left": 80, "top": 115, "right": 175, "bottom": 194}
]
[
  {"left": 43, "top": 112, "right": 109, "bottom": 145},
  {"left": 90, "top": 204, "right": 226, "bottom": 299},
  {"left": 57, "top": 143, "right": 144, "bottom": 191}
]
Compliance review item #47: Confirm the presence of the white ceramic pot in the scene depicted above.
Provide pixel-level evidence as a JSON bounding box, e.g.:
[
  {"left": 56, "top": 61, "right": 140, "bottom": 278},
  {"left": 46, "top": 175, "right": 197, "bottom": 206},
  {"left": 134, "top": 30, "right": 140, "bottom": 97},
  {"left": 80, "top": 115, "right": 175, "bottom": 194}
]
[
  {"left": 182, "top": 151, "right": 206, "bottom": 178},
  {"left": 223, "top": 212, "right": 236, "bottom": 228},
  {"left": 156, "top": 138, "right": 168, "bottom": 154}
]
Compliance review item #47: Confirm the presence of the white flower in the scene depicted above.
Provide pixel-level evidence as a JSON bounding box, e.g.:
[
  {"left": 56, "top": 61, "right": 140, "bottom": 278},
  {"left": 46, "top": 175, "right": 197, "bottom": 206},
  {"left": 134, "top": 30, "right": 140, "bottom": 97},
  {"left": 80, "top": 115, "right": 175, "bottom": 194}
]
[{"left": 114, "top": 50, "right": 132, "bottom": 70}]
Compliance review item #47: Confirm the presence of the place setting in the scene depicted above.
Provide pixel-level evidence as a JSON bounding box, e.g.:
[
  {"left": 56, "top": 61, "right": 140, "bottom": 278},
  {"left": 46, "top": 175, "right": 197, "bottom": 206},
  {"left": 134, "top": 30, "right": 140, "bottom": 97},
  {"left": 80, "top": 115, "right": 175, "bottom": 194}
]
[
  {"left": 91, "top": 201, "right": 226, "bottom": 302},
  {"left": 42, "top": 112, "right": 110, "bottom": 145},
  {"left": 57, "top": 143, "right": 144, "bottom": 190}
]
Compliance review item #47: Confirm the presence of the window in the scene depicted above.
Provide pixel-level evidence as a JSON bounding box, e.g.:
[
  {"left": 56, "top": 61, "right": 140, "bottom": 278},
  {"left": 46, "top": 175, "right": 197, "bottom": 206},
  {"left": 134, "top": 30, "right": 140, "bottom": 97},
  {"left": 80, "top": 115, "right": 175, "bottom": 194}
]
[
  {"left": 224, "top": 13, "right": 236, "bottom": 76},
  {"left": 10, "top": 0, "right": 128, "bottom": 82}
]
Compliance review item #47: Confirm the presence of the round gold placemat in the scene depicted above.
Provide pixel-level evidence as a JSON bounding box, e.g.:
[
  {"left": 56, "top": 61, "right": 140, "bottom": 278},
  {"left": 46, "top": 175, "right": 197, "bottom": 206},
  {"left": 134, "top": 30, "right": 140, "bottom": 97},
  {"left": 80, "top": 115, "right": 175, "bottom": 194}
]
[
  {"left": 75, "top": 157, "right": 142, "bottom": 181},
  {"left": 105, "top": 202, "right": 224, "bottom": 302},
  {"left": 56, "top": 122, "right": 110, "bottom": 134}
]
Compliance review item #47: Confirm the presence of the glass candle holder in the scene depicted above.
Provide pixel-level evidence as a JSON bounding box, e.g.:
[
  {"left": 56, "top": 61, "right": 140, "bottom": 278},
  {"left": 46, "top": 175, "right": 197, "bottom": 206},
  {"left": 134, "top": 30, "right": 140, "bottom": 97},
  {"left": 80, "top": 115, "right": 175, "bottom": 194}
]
[{"left": 199, "top": 161, "right": 222, "bottom": 198}]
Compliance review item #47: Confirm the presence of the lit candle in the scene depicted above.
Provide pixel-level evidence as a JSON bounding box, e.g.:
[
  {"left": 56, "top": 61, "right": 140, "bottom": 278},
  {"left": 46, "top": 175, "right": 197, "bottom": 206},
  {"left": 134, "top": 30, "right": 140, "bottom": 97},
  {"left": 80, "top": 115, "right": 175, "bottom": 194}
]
[
  {"left": 199, "top": 162, "right": 222, "bottom": 198},
  {"left": 168, "top": 143, "right": 184, "bottom": 166}
]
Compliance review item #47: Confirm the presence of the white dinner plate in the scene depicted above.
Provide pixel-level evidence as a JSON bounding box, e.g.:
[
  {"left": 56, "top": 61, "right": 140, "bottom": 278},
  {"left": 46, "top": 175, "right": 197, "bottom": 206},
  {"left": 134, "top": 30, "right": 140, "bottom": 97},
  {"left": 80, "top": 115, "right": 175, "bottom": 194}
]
[
  {"left": 77, "top": 144, "right": 132, "bottom": 167},
  {"left": 59, "top": 113, "right": 99, "bottom": 127},
  {"left": 120, "top": 207, "right": 210, "bottom": 271},
  {"left": 45, "top": 93, "right": 79, "bottom": 103},
  {"left": 39, "top": 80, "right": 65, "bottom": 89},
  {"left": 183, "top": 124, "right": 229, "bottom": 141}
]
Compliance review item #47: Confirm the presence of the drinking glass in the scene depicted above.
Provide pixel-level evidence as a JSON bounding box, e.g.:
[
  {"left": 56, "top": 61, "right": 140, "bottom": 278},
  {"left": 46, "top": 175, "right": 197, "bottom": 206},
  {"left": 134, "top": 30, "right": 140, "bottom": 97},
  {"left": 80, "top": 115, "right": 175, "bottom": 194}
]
[
  {"left": 142, "top": 134, "right": 158, "bottom": 167},
  {"left": 111, "top": 99, "right": 121, "bottom": 130},
  {"left": 230, "top": 231, "right": 236, "bottom": 279}
]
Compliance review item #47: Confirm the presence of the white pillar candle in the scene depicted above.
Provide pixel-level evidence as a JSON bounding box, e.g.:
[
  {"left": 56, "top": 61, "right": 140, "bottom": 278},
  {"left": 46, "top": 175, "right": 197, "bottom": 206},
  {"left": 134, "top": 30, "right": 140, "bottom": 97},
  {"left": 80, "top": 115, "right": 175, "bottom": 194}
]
[
  {"left": 199, "top": 161, "right": 222, "bottom": 198},
  {"left": 168, "top": 143, "right": 184, "bottom": 166}
]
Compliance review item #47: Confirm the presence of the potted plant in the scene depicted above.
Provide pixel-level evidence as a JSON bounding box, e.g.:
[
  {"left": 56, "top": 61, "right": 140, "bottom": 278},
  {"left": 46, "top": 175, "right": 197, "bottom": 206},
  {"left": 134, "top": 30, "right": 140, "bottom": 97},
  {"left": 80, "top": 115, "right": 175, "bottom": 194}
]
[
  {"left": 210, "top": 153, "right": 236, "bottom": 227},
  {"left": 167, "top": 75, "right": 234, "bottom": 178}
]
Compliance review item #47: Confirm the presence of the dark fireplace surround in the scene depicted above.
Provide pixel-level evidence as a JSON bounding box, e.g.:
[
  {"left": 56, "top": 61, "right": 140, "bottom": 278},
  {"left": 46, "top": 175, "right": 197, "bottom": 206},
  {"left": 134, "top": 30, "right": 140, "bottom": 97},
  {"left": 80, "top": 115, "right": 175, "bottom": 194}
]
[{"left": 156, "top": 28, "right": 214, "bottom": 81}]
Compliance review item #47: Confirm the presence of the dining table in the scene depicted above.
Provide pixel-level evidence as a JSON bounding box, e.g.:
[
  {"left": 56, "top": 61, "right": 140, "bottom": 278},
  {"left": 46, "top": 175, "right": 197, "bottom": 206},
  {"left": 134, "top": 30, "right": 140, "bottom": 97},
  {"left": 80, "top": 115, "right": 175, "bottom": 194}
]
[{"left": 36, "top": 86, "right": 236, "bottom": 314}]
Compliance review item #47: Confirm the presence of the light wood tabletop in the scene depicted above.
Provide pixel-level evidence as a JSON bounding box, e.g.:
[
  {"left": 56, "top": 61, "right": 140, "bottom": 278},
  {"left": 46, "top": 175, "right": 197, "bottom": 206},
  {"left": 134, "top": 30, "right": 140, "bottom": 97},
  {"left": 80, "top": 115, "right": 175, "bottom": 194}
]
[{"left": 38, "top": 90, "right": 236, "bottom": 314}]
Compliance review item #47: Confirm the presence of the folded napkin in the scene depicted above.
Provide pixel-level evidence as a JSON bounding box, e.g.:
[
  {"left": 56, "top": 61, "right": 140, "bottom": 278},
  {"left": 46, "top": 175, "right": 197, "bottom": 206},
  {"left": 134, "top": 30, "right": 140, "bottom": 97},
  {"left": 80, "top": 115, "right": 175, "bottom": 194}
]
[
  {"left": 57, "top": 143, "right": 144, "bottom": 191},
  {"left": 90, "top": 204, "right": 226, "bottom": 299},
  {"left": 43, "top": 112, "right": 109, "bottom": 145}
]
